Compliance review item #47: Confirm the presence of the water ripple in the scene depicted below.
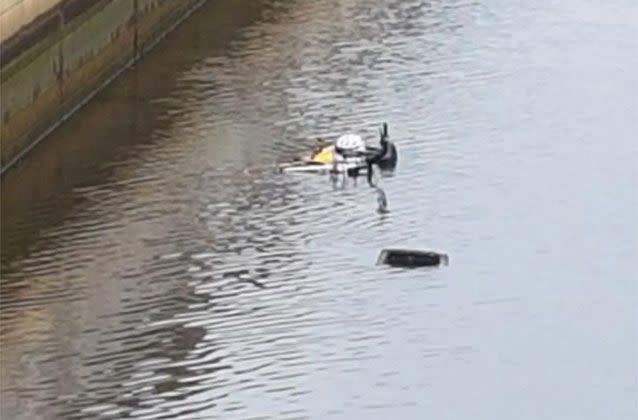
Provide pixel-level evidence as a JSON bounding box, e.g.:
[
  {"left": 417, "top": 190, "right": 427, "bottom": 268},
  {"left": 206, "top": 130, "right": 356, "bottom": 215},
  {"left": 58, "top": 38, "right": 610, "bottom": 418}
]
[{"left": 2, "top": 0, "right": 637, "bottom": 419}]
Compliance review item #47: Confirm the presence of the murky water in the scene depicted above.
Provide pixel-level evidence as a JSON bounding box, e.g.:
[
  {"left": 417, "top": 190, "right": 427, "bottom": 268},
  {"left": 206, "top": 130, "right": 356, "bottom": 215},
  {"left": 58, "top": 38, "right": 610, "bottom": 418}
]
[{"left": 1, "top": 0, "right": 637, "bottom": 419}]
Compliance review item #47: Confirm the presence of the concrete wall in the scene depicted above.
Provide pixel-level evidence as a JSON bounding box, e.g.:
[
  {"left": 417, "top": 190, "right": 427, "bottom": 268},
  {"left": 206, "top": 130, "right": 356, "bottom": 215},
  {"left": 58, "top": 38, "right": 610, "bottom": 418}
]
[
  {"left": 0, "top": 0, "right": 204, "bottom": 173},
  {"left": 1, "top": 0, "right": 62, "bottom": 43}
]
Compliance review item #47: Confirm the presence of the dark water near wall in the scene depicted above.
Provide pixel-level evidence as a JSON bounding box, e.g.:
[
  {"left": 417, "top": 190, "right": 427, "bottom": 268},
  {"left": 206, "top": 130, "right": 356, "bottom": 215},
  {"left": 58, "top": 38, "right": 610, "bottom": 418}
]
[{"left": 1, "top": 0, "right": 637, "bottom": 419}]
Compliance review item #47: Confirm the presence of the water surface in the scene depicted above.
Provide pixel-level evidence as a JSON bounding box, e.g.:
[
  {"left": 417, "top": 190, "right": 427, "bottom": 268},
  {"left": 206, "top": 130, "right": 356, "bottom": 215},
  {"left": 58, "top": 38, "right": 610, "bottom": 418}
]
[{"left": 1, "top": 0, "right": 637, "bottom": 419}]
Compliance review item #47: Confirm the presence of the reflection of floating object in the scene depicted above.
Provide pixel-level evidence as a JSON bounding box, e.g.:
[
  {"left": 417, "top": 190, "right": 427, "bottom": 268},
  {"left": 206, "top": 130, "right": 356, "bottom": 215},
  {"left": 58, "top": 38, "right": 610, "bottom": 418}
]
[
  {"left": 278, "top": 161, "right": 368, "bottom": 175},
  {"left": 377, "top": 249, "right": 449, "bottom": 267}
]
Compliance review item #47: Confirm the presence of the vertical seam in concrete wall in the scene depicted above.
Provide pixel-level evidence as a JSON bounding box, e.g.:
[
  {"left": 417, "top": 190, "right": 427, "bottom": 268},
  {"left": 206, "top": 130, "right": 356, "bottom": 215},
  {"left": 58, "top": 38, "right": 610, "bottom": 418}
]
[{"left": 133, "top": 0, "right": 139, "bottom": 58}]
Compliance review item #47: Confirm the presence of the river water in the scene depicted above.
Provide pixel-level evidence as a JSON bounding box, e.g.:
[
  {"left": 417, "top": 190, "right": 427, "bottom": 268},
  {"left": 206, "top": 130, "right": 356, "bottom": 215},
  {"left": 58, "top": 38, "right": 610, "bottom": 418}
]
[{"left": 1, "top": 0, "right": 637, "bottom": 419}]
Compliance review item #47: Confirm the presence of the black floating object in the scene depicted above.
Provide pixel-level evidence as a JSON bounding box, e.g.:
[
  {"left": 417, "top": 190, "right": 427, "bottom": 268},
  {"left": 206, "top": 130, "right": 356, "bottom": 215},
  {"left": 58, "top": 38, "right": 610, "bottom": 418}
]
[{"left": 377, "top": 249, "right": 449, "bottom": 268}]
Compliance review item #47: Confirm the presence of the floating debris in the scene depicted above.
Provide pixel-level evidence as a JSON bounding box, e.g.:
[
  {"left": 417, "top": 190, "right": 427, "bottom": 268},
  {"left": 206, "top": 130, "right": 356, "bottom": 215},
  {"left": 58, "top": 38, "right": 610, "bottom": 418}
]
[{"left": 377, "top": 249, "right": 449, "bottom": 268}]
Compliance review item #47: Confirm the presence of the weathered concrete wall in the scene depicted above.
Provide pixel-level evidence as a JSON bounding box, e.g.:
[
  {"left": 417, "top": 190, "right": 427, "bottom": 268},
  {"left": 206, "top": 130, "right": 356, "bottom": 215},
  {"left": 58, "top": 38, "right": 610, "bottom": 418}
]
[
  {"left": 0, "top": 0, "right": 204, "bottom": 173},
  {"left": 0, "top": 0, "right": 64, "bottom": 43}
]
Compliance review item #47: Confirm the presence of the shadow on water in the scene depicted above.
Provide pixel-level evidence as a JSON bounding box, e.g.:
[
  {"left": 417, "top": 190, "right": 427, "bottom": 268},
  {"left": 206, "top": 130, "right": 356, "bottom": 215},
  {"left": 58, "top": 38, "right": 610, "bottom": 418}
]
[
  {"left": 1, "top": 162, "right": 313, "bottom": 418},
  {"left": 1, "top": 2, "right": 473, "bottom": 417},
  {"left": 0, "top": 0, "right": 284, "bottom": 271}
]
